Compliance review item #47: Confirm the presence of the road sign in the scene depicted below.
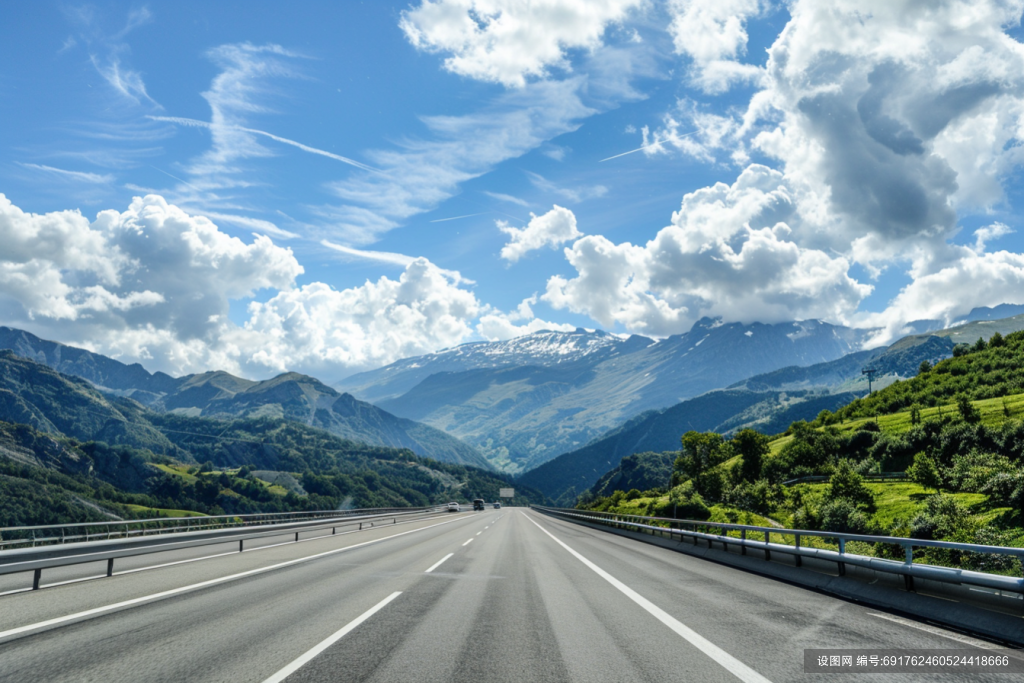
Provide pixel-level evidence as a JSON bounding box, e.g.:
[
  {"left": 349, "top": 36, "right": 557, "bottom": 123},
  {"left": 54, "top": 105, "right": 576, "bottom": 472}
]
[{"left": 499, "top": 488, "right": 514, "bottom": 498}]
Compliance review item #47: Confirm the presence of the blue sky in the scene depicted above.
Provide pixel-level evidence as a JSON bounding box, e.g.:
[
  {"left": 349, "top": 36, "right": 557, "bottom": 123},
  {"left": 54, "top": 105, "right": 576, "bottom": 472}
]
[{"left": 3, "top": 1, "right": 1024, "bottom": 381}]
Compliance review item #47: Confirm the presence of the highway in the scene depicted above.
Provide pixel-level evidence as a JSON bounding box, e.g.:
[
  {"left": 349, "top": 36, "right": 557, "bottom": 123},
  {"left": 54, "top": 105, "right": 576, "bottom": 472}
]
[{"left": 0, "top": 508, "right": 1012, "bottom": 682}]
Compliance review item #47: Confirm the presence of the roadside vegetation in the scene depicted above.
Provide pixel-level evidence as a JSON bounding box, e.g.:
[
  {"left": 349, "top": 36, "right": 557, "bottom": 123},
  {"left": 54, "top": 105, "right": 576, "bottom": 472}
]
[{"left": 578, "top": 331, "right": 1024, "bottom": 573}]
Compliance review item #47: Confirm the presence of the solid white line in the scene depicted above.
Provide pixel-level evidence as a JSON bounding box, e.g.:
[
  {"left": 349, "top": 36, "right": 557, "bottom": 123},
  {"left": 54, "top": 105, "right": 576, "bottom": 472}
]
[
  {"left": 261, "top": 591, "right": 402, "bottom": 683},
  {"left": 867, "top": 613, "right": 1000, "bottom": 649},
  {"left": 425, "top": 553, "right": 454, "bottom": 573},
  {"left": 462, "top": 538, "right": 474, "bottom": 546},
  {"left": 0, "top": 516, "right": 469, "bottom": 643},
  {"left": 523, "top": 513, "right": 771, "bottom": 683}
]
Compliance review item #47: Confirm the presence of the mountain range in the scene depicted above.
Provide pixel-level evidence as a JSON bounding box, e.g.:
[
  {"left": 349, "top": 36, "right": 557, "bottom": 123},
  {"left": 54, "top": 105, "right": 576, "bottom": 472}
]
[
  {"left": 341, "top": 318, "right": 877, "bottom": 472},
  {"left": 520, "top": 312, "right": 1024, "bottom": 502},
  {"left": 0, "top": 327, "right": 490, "bottom": 470}
]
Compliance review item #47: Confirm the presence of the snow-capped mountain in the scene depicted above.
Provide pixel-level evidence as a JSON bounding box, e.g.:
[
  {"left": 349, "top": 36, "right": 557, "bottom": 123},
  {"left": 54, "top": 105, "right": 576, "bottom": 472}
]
[
  {"left": 336, "top": 328, "right": 653, "bottom": 403},
  {"left": 338, "top": 318, "right": 877, "bottom": 473}
]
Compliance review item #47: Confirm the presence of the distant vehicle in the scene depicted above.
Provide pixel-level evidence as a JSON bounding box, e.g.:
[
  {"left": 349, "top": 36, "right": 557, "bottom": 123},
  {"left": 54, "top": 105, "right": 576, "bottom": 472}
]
[
  {"left": 472, "top": 498, "right": 485, "bottom": 511},
  {"left": 447, "top": 502, "right": 460, "bottom": 512},
  {"left": 493, "top": 502, "right": 501, "bottom": 509}
]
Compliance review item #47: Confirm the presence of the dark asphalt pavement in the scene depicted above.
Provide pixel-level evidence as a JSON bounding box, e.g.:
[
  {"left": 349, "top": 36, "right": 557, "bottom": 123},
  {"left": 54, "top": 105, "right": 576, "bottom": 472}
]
[{"left": 0, "top": 509, "right": 1012, "bottom": 682}]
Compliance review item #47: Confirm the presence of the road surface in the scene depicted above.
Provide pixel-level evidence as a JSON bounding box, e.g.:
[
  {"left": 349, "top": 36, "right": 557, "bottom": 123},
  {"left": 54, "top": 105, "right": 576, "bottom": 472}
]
[{"left": 0, "top": 508, "right": 1011, "bottom": 682}]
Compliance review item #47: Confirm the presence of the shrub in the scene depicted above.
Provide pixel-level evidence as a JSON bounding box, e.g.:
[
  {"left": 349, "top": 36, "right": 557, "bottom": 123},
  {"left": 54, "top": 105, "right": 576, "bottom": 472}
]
[{"left": 907, "top": 452, "right": 942, "bottom": 492}]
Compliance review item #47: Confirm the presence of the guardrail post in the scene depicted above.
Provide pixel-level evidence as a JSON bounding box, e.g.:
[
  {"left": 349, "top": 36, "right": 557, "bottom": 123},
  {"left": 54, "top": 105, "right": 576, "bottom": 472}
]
[
  {"left": 295, "top": 532, "right": 299, "bottom": 543},
  {"left": 239, "top": 539, "right": 244, "bottom": 552},
  {"left": 794, "top": 534, "right": 802, "bottom": 567},
  {"left": 332, "top": 527, "right": 336, "bottom": 535},
  {"left": 359, "top": 522, "right": 362, "bottom": 530},
  {"left": 837, "top": 538, "right": 846, "bottom": 575},
  {"left": 904, "top": 543, "right": 915, "bottom": 591},
  {"left": 741, "top": 529, "right": 746, "bottom": 555},
  {"left": 106, "top": 558, "right": 114, "bottom": 577},
  {"left": 764, "top": 531, "right": 771, "bottom": 561},
  {"left": 33, "top": 568, "right": 41, "bottom": 590}
]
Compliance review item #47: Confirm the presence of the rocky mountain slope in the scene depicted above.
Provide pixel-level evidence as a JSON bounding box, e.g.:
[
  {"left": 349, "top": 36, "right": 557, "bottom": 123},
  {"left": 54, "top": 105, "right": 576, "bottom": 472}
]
[{"left": 350, "top": 318, "right": 875, "bottom": 472}]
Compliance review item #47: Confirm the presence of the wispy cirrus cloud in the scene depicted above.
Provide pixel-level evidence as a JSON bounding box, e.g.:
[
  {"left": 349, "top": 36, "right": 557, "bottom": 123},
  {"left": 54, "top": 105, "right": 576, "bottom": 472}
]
[
  {"left": 17, "top": 163, "right": 114, "bottom": 184},
  {"left": 63, "top": 5, "right": 159, "bottom": 107},
  {"left": 149, "top": 115, "right": 380, "bottom": 174},
  {"left": 320, "top": 240, "right": 471, "bottom": 283},
  {"left": 526, "top": 171, "right": 608, "bottom": 203},
  {"left": 483, "top": 191, "right": 531, "bottom": 207}
]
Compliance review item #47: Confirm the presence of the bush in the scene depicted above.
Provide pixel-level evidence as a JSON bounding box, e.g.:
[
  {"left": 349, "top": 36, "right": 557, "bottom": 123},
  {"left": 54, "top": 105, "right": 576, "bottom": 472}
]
[
  {"left": 653, "top": 481, "right": 711, "bottom": 520},
  {"left": 906, "top": 452, "right": 942, "bottom": 492},
  {"left": 818, "top": 498, "right": 873, "bottom": 534}
]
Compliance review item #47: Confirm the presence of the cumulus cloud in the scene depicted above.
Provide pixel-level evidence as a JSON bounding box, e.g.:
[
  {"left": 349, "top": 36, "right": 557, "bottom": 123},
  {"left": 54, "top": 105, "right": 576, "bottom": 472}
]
[
  {"left": 614, "top": 0, "right": 1024, "bottom": 336},
  {"left": 400, "top": 0, "right": 644, "bottom": 88},
  {"left": 236, "top": 258, "right": 482, "bottom": 375},
  {"left": 0, "top": 194, "right": 494, "bottom": 378},
  {"left": 475, "top": 294, "right": 576, "bottom": 340},
  {"left": 499, "top": 205, "right": 582, "bottom": 262},
  {"left": 973, "top": 222, "right": 1014, "bottom": 253},
  {"left": 866, "top": 248, "right": 1024, "bottom": 344},
  {"left": 542, "top": 166, "right": 871, "bottom": 336},
  {"left": 667, "top": 0, "right": 765, "bottom": 93}
]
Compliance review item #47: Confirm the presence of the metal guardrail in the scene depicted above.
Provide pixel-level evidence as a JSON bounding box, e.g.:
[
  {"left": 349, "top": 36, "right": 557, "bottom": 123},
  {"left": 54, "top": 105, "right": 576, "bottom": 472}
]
[
  {"left": 782, "top": 472, "right": 908, "bottom": 486},
  {"left": 531, "top": 505, "right": 1024, "bottom": 595},
  {"left": 0, "top": 507, "right": 447, "bottom": 590},
  {"left": 0, "top": 507, "right": 427, "bottom": 550}
]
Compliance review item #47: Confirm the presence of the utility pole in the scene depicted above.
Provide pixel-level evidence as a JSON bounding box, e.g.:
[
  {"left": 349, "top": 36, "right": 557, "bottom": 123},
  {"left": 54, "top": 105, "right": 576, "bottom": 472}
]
[{"left": 862, "top": 367, "right": 878, "bottom": 394}]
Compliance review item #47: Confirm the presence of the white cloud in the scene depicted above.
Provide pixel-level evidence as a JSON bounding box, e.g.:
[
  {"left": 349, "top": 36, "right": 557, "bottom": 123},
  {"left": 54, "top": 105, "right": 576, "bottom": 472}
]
[
  {"left": 0, "top": 194, "right": 497, "bottom": 378},
  {"left": 973, "top": 222, "right": 1014, "bottom": 253},
  {"left": 185, "top": 43, "right": 302, "bottom": 189},
  {"left": 475, "top": 294, "right": 576, "bottom": 340},
  {"left": 613, "top": 0, "right": 1024, "bottom": 338},
  {"left": 542, "top": 166, "right": 871, "bottom": 336},
  {"left": 865, "top": 248, "right": 1024, "bottom": 344},
  {"left": 326, "top": 78, "right": 596, "bottom": 243},
  {"left": 667, "top": 0, "right": 765, "bottom": 93},
  {"left": 320, "top": 240, "right": 471, "bottom": 283},
  {"left": 236, "top": 258, "right": 482, "bottom": 375},
  {"left": 400, "top": 0, "right": 645, "bottom": 88},
  {"left": 526, "top": 171, "right": 608, "bottom": 203},
  {"left": 483, "top": 191, "right": 530, "bottom": 207},
  {"left": 0, "top": 193, "right": 300, "bottom": 372},
  {"left": 499, "top": 205, "right": 582, "bottom": 262},
  {"left": 17, "top": 163, "right": 115, "bottom": 184}
]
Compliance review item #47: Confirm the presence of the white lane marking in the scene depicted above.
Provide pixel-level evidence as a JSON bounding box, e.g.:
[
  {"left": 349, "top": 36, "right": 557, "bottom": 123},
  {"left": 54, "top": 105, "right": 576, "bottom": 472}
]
[
  {"left": 523, "top": 513, "right": 771, "bottom": 683},
  {"left": 0, "top": 516, "right": 470, "bottom": 643},
  {"left": 462, "top": 538, "right": 474, "bottom": 546},
  {"left": 261, "top": 591, "right": 402, "bottom": 683},
  {"left": 425, "top": 553, "right": 454, "bottom": 574},
  {"left": 476, "top": 531, "right": 481, "bottom": 536},
  {"left": 867, "top": 613, "right": 1001, "bottom": 649}
]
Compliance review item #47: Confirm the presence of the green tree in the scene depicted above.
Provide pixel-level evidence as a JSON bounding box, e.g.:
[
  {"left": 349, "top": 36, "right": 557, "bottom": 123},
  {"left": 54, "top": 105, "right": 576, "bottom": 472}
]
[
  {"left": 733, "top": 428, "right": 770, "bottom": 483},
  {"left": 918, "top": 360, "right": 931, "bottom": 374},
  {"left": 909, "top": 403, "right": 922, "bottom": 425},
  {"left": 956, "top": 394, "right": 981, "bottom": 423},
  {"left": 907, "top": 451, "right": 942, "bottom": 493},
  {"left": 827, "top": 459, "right": 874, "bottom": 509},
  {"left": 674, "top": 431, "right": 729, "bottom": 481},
  {"left": 989, "top": 331, "right": 1005, "bottom": 348},
  {"left": 972, "top": 336, "right": 988, "bottom": 353}
]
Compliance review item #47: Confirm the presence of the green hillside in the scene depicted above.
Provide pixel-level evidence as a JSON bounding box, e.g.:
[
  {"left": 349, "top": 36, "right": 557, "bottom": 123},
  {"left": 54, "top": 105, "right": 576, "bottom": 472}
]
[
  {"left": 579, "top": 331, "right": 1024, "bottom": 572},
  {"left": 0, "top": 354, "right": 544, "bottom": 526}
]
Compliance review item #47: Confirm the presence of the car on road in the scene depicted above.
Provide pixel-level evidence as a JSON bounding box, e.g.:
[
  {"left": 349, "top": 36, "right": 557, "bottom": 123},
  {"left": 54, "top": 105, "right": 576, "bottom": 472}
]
[
  {"left": 493, "top": 502, "right": 501, "bottom": 509},
  {"left": 447, "top": 502, "right": 460, "bottom": 512},
  {"left": 472, "top": 499, "right": 485, "bottom": 511}
]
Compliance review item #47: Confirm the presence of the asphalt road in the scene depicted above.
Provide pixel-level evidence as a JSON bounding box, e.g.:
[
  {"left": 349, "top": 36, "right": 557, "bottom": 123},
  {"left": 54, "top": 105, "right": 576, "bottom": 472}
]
[{"left": 0, "top": 508, "right": 1014, "bottom": 682}]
